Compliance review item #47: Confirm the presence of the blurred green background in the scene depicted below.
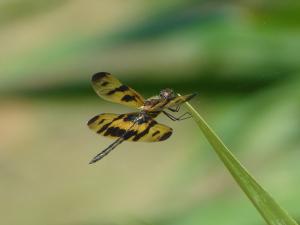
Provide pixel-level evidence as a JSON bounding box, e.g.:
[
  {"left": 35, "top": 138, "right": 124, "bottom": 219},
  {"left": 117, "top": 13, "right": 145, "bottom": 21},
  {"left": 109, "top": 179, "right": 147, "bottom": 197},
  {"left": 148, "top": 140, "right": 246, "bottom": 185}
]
[{"left": 1, "top": 1, "right": 300, "bottom": 225}]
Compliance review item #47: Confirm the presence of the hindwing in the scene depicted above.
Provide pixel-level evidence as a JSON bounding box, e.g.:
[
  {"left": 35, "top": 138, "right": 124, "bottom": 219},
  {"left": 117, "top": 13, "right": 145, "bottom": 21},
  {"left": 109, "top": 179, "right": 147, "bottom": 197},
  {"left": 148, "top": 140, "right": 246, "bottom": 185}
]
[{"left": 87, "top": 113, "right": 173, "bottom": 142}]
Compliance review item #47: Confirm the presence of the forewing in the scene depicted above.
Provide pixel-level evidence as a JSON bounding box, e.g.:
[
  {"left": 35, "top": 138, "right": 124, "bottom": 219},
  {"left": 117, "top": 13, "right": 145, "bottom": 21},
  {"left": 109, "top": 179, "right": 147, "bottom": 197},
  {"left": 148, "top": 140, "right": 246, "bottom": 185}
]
[
  {"left": 87, "top": 113, "right": 173, "bottom": 142},
  {"left": 91, "top": 72, "right": 145, "bottom": 108}
]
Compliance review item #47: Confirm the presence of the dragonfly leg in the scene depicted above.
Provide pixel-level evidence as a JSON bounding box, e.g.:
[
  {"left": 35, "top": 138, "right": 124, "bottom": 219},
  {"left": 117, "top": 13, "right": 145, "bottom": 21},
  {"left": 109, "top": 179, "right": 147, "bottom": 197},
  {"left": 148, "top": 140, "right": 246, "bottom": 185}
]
[
  {"left": 163, "top": 111, "right": 192, "bottom": 121},
  {"left": 167, "top": 104, "right": 181, "bottom": 112}
]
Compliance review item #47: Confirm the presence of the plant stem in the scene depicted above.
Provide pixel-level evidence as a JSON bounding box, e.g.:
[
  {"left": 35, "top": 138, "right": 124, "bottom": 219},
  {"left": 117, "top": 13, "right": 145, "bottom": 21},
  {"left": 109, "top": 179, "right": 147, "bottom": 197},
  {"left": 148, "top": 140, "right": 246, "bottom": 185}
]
[{"left": 184, "top": 101, "right": 298, "bottom": 225}]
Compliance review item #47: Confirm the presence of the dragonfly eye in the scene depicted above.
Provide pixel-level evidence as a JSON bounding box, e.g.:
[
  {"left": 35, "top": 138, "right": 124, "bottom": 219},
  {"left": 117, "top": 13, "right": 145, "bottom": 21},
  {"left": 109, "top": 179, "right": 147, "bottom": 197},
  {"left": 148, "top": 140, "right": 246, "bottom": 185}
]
[{"left": 160, "top": 88, "right": 175, "bottom": 99}]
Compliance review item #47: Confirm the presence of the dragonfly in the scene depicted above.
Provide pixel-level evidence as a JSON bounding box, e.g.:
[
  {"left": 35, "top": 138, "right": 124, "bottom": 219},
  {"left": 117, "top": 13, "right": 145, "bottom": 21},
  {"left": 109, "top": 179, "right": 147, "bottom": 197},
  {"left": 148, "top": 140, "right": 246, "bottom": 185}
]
[{"left": 87, "top": 72, "right": 197, "bottom": 164}]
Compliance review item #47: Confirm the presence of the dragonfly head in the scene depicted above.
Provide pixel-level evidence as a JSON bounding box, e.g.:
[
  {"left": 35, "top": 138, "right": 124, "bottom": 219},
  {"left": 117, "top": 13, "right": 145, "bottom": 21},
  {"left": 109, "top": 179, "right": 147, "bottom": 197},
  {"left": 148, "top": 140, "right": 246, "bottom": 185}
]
[{"left": 159, "top": 88, "right": 176, "bottom": 100}]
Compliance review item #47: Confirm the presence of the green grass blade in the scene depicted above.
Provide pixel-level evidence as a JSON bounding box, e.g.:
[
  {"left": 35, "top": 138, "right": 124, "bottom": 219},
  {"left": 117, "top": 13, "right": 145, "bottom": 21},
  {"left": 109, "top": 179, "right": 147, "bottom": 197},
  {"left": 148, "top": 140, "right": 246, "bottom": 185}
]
[{"left": 184, "top": 101, "right": 298, "bottom": 225}]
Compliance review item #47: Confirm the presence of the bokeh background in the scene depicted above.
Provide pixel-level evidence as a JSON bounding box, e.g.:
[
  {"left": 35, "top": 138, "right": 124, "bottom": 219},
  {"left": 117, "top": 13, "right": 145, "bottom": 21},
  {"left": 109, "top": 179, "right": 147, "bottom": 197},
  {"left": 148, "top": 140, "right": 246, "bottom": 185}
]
[{"left": 1, "top": 1, "right": 300, "bottom": 225}]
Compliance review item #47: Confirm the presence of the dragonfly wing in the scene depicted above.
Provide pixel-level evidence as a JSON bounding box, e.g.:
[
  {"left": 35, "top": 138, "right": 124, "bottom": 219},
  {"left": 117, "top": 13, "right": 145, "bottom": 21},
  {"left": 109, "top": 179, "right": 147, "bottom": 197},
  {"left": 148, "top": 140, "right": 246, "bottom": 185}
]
[
  {"left": 91, "top": 72, "right": 145, "bottom": 109},
  {"left": 87, "top": 113, "right": 173, "bottom": 142},
  {"left": 87, "top": 113, "right": 139, "bottom": 140},
  {"left": 129, "top": 119, "right": 173, "bottom": 142}
]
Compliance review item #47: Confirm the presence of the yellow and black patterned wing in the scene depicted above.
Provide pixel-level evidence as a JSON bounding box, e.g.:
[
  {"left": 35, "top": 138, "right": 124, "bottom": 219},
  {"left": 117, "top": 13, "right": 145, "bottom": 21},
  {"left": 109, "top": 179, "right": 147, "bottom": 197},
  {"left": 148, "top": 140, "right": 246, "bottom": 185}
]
[
  {"left": 91, "top": 72, "right": 145, "bottom": 109},
  {"left": 87, "top": 113, "right": 173, "bottom": 142}
]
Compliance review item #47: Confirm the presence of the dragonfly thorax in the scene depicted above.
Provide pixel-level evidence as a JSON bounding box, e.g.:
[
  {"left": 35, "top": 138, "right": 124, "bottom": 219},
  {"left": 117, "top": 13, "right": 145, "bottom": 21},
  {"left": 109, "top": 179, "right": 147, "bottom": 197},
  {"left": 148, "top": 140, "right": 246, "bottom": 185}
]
[
  {"left": 141, "top": 98, "right": 160, "bottom": 111},
  {"left": 140, "top": 88, "right": 176, "bottom": 112}
]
